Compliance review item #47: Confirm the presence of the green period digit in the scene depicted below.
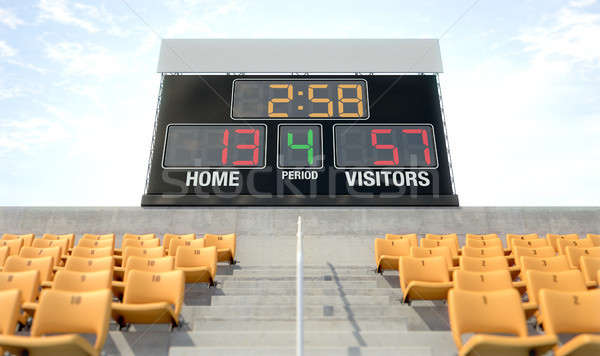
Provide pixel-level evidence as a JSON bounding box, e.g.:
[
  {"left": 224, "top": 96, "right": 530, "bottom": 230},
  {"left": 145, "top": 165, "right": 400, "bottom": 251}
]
[{"left": 287, "top": 129, "right": 314, "bottom": 165}]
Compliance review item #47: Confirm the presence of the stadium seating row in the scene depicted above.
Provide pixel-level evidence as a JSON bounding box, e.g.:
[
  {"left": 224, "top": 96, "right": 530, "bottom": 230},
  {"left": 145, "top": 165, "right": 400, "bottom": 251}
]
[
  {"left": 0, "top": 232, "right": 237, "bottom": 356},
  {"left": 374, "top": 233, "right": 600, "bottom": 355}
]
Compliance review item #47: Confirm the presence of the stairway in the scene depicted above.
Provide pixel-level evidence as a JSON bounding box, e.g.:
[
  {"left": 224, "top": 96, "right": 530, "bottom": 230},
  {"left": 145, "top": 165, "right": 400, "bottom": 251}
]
[{"left": 102, "top": 264, "right": 456, "bottom": 356}]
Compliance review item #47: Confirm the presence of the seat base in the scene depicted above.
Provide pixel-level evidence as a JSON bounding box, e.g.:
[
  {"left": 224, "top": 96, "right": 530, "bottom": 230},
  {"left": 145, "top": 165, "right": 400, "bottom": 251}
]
[
  {"left": 0, "top": 333, "right": 98, "bottom": 356},
  {"left": 176, "top": 266, "right": 214, "bottom": 284},
  {"left": 403, "top": 281, "right": 454, "bottom": 303},
  {"left": 555, "top": 334, "right": 600, "bottom": 356},
  {"left": 217, "top": 249, "right": 234, "bottom": 263},
  {"left": 459, "top": 333, "right": 557, "bottom": 356},
  {"left": 111, "top": 302, "right": 179, "bottom": 327},
  {"left": 376, "top": 256, "right": 399, "bottom": 273}
]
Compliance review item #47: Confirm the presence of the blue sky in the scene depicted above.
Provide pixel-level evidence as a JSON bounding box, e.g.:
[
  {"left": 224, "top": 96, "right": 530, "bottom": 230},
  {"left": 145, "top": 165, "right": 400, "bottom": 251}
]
[{"left": 0, "top": 0, "right": 599, "bottom": 206}]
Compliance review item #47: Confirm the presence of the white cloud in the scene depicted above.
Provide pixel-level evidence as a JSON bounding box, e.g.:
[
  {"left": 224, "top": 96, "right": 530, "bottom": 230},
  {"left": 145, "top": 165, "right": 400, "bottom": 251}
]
[
  {"left": 38, "top": 0, "right": 98, "bottom": 32},
  {"left": 45, "top": 42, "right": 123, "bottom": 77},
  {"left": 164, "top": 0, "right": 245, "bottom": 37},
  {"left": 0, "top": 41, "right": 17, "bottom": 57},
  {"left": 0, "top": 118, "right": 69, "bottom": 154},
  {"left": 569, "top": 0, "right": 596, "bottom": 8},
  {"left": 0, "top": 8, "right": 24, "bottom": 29}
]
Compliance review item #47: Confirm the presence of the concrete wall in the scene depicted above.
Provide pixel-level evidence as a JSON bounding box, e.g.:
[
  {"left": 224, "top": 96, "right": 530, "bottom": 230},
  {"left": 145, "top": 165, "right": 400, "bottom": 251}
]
[{"left": 1, "top": 207, "right": 599, "bottom": 266}]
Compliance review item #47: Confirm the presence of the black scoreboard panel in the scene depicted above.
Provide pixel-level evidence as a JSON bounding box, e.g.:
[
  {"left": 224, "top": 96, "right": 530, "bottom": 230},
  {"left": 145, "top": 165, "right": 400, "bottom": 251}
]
[{"left": 142, "top": 74, "right": 458, "bottom": 206}]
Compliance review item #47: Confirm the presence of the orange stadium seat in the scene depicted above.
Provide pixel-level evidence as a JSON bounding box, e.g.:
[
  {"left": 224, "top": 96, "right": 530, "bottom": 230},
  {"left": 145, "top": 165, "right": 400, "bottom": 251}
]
[
  {"left": 168, "top": 238, "right": 205, "bottom": 258},
  {"left": 204, "top": 233, "right": 237, "bottom": 264},
  {"left": 52, "top": 270, "right": 112, "bottom": 292},
  {"left": 123, "top": 233, "right": 156, "bottom": 241},
  {"left": 374, "top": 238, "right": 410, "bottom": 273},
  {"left": 425, "top": 233, "right": 459, "bottom": 252},
  {"left": 0, "top": 289, "right": 111, "bottom": 356},
  {"left": 62, "top": 256, "right": 114, "bottom": 273},
  {"left": 81, "top": 234, "right": 115, "bottom": 249},
  {"left": 588, "top": 233, "right": 600, "bottom": 246},
  {"left": 32, "top": 239, "right": 69, "bottom": 260},
  {"left": 0, "top": 289, "right": 21, "bottom": 336},
  {"left": 557, "top": 238, "right": 594, "bottom": 255},
  {"left": 506, "top": 233, "right": 539, "bottom": 250},
  {"left": 0, "top": 246, "right": 8, "bottom": 268},
  {"left": 1, "top": 234, "right": 34, "bottom": 248},
  {"left": 19, "top": 247, "right": 61, "bottom": 267},
  {"left": 112, "top": 256, "right": 174, "bottom": 297},
  {"left": 42, "top": 233, "right": 75, "bottom": 250},
  {"left": 448, "top": 288, "right": 556, "bottom": 356},
  {"left": 462, "top": 246, "right": 505, "bottom": 258},
  {"left": 410, "top": 246, "right": 457, "bottom": 270},
  {"left": 3, "top": 256, "right": 53, "bottom": 283},
  {"left": 459, "top": 256, "right": 520, "bottom": 279},
  {"left": 565, "top": 246, "right": 600, "bottom": 270},
  {"left": 546, "top": 233, "right": 579, "bottom": 252},
  {"left": 71, "top": 247, "right": 113, "bottom": 259},
  {"left": 175, "top": 246, "right": 217, "bottom": 285},
  {"left": 513, "top": 246, "right": 556, "bottom": 267},
  {"left": 581, "top": 256, "right": 600, "bottom": 288},
  {"left": 0, "top": 238, "right": 23, "bottom": 257},
  {"left": 0, "top": 270, "right": 40, "bottom": 325},
  {"left": 420, "top": 238, "right": 459, "bottom": 258},
  {"left": 398, "top": 256, "right": 453, "bottom": 303},
  {"left": 453, "top": 269, "right": 514, "bottom": 291},
  {"left": 539, "top": 289, "right": 600, "bottom": 356},
  {"left": 384, "top": 233, "right": 418, "bottom": 247},
  {"left": 111, "top": 270, "right": 184, "bottom": 329},
  {"left": 511, "top": 238, "right": 549, "bottom": 249},
  {"left": 121, "top": 238, "right": 160, "bottom": 250},
  {"left": 464, "top": 238, "right": 502, "bottom": 249},
  {"left": 520, "top": 255, "right": 570, "bottom": 281},
  {"left": 163, "top": 233, "right": 195, "bottom": 254},
  {"left": 465, "top": 233, "right": 498, "bottom": 240},
  {"left": 77, "top": 239, "right": 113, "bottom": 249},
  {"left": 120, "top": 246, "right": 164, "bottom": 268},
  {"left": 525, "top": 270, "right": 587, "bottom": 309}
]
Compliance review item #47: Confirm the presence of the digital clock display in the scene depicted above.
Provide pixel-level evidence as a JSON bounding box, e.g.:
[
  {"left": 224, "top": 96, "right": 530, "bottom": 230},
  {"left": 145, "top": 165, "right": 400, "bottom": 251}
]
[
  {"left": 232, "top": 79, "right": 368, "bottom": 119},
  {"left": 334, "top": 124, "right": 438, "bottom": 168},
  {"left": 163, "top": 124, "right": 266, "bottom": 168}
]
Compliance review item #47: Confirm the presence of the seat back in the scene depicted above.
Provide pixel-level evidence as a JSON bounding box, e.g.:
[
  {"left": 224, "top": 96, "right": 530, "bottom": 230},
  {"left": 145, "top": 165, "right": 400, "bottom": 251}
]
[
  {"left": 175, "top": 246, "right": 217, "bottom": 279},
  {"left": 0, "top": 270, "right": 40, "bottom": 303},
  {"left": 462, "top": 246, "right": 505, "bottom": 258},
  {"left": 581, "top": 256, "right": 600, "bottom": 285},
  {"left": 168, "top": 238, "right": 205, "bottom": 257},
  {"left": 588, "top": 234, "right": 600, "bottom": 246},
  {"left": 453, "top": 270, "right": 513, "bottom": 292},
  {"left": 520, "top": 255, "right": 570, "bottom": 280},
  {"left": 122, "top": 246, "right": 164, "bottom": 266},
  {"left": 3, "top": 256, "right": 54, "bottom": 282},
  {"left": 465, "top": 233, "right": 499, "bottom": 240},
  {"left": 425, "top": 234, "right": 459, "bottom": 251},
  {"left": 71, "top": 246, "right": 113, "bottom": 258},
  {"left": 465, "top": 238, "right": 502, "bottom": 249},
  {"left": 42, "top": 233, "right": 75, "bottom": 249},
  {"left": 123, "top": 233, "right": 155, "bottom": 241},
  {"left": 526, "top": 269, "right": 587, "bottom": 305},
  {"left": 163, "top": 234, "right": 195, "bottom": 253},
  {"left": 398, "top": 256, "right": 449, "bottom": 292},
  {"left": 539, "top": 289, "right": 600, "bottom": 335},
  {"left": 384, "top": 233, "right": 418, "bottom": 247},
  {"left": 410, "top": 246, "right": 454, "bottom": 268},
  {"left": 0, "top": 289, "right": 21, "bottom": 335},
  {"left": 1, "top": 234, "right": 34, "bottom": 247},
  {"left": 123, "top": 256, "right": 174, "bottom": 282},
  {"left": 0, "top": 246, "right": 8, "bottom": 267},
  {"left": 0, "top": 238, "right": 24, "bottom": 256},
  {"left": 31, "top": 289, "right": 111, "bottom": 352},
  {"left": 506, "top": 233, "right": 538, "bottom": 250},
  {"left": 121, "top": 238, "right": 160, "bottom": 250},
  {"left": 81, "top": 234, "right": 115, "bottom": 249},
  {"left": 557, "top": 238, "right": 594, "bottom": 255},
  {"left": 546, "top": 233, "right": 579, "bottom": 252},
  {"left": 77, "top": 238, "right": 114, "bottom": 249},
  {"left": 566, "top": 246, "right": 600, "bottom": 269},
  {"left": 513, "top": 246, "right": 556, "bottom": 267},
  {"left": 459, "top": 256, "right": 509, "bottom": 272},
  {"left": 374, "top": 238, "right": 410, "bottom": 263},
  {"left": 448, "top": 288, "right": 527, "bottom": 349},
  {"left": 421, "top": 238, "right": 459, "bottom": 257},
  {"left": 53, "top": 270, "right": 112, "bottom": 292},
  {"left": 123, "top": 270, "right": 184, "bottom": 317},
  {"left": 32, "top": 238, "right": 69, "bottom": 258},
  {"left": 64, "top": 256, "right": 114, "bottom": 273},
  {"left": 203, "top": 233, "right": 236, "bottom": 258},
  {"left": 511, "top": 238, "right": 549, "bottom": 249},
  {"left": 19, "top": 246, "right": 61, "bottom": 266}
]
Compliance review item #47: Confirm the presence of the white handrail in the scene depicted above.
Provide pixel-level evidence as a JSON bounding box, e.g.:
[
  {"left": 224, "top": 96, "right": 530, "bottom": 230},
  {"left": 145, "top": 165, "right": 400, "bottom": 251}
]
[{"left": 296, "top": 216, "right": 303, "bottom": 356}]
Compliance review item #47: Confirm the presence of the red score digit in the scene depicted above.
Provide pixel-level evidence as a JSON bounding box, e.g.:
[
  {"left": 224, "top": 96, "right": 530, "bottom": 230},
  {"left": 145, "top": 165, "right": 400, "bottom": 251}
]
[
  {"left": 402, "top": 129, "right": 431, "bottom": 165},
  {"left": 370, "top": 129, "right": 399, "bottom": 166},
  {"left": 233, "top": 129, "right": 260, "bottom": 166}
]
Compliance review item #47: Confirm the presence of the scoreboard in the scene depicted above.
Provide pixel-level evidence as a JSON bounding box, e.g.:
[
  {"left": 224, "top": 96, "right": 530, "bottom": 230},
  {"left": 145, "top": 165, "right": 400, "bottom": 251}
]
[{"left": 142, "top": 39, "right": 458, "bottom": 206}]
